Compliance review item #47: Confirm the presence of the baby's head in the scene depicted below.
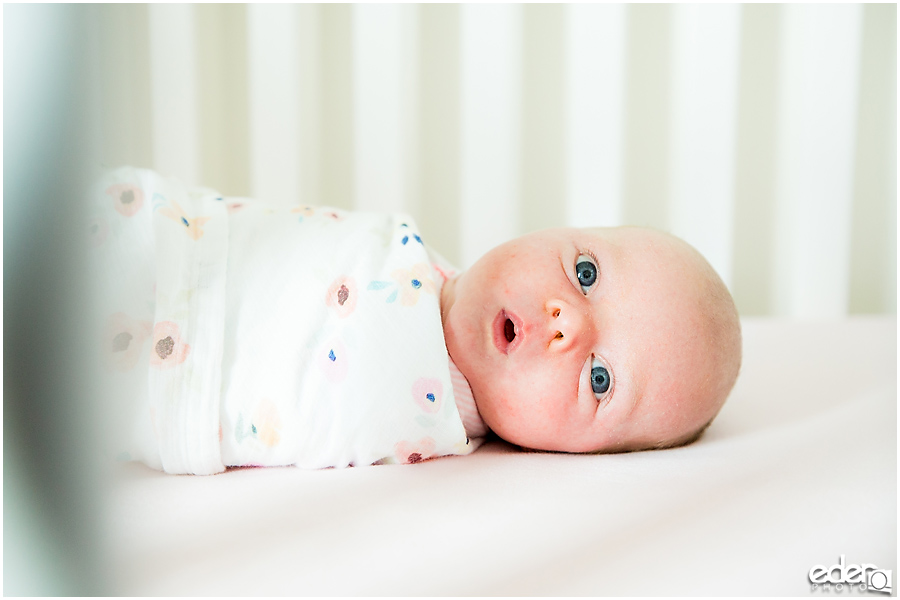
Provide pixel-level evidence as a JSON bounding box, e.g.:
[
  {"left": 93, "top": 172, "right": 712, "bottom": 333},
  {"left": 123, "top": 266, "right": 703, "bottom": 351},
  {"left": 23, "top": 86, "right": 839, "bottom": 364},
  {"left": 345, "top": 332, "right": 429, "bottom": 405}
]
[{"left": 441, "top": 226, "right": 741, "bottom": 453}]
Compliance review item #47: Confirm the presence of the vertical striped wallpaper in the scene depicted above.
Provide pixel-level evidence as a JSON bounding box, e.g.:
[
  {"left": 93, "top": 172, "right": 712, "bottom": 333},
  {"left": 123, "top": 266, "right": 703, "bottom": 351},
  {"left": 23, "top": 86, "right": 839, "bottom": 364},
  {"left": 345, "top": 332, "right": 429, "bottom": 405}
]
[{"left": 96, "top": 4, "right": 896, "bottom": 317}]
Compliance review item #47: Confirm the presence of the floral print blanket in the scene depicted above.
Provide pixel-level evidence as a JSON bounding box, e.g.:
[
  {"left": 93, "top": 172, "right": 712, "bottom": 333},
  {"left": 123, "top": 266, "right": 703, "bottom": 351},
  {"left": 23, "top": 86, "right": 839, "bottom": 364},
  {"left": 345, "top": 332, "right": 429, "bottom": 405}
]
[{"left": 91, "top": 167, "right": 478, "bottom": 474}]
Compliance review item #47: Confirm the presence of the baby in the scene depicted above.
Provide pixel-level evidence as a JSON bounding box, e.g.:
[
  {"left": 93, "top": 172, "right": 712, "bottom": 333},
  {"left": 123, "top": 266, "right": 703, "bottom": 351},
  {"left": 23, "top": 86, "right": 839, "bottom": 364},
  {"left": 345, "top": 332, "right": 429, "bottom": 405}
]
[
  {"left": 442, "top": 227, "right": 742, "bottom": 454},
  {"left": 93, "top": 167, "right": 740, "bottom": 473}
]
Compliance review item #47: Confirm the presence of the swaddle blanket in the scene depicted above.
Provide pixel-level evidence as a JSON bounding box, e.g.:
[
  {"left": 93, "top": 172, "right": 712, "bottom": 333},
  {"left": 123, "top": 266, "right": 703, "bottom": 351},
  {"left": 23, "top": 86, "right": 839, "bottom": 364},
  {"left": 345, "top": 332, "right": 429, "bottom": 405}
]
[{"left": 91, "top": 167, "right": 479, "bottom": 475}]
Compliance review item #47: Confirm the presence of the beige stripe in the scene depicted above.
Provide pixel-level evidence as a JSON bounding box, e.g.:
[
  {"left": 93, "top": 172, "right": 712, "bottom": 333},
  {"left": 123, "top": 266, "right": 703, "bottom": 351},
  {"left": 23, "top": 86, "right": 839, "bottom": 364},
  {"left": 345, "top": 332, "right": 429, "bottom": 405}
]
[{"left": 448, "top": 358, "right": 488, "bottom": 438}]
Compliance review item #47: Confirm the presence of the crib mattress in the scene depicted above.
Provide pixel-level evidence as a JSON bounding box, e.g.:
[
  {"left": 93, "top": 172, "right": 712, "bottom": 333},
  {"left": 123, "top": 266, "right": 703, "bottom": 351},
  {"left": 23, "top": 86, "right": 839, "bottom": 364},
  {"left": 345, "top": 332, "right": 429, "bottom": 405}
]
[{"left": 103, "top": 316, "right": 896, "bottom": 595}]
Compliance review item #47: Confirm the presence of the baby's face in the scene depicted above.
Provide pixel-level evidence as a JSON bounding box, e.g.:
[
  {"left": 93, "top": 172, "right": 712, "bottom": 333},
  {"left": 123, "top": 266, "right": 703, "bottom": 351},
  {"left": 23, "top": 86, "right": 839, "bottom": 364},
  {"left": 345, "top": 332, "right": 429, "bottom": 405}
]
[{"left": 441, "top": 227, "right": 726, "bottom": 453}]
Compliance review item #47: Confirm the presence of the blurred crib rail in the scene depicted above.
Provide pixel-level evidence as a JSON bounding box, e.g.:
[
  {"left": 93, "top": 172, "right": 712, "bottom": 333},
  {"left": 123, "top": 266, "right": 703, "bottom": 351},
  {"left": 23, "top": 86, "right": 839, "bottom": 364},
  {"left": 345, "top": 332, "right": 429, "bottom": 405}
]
[{"left": 95, "top": 4, "right": 896, "bottom": 317}]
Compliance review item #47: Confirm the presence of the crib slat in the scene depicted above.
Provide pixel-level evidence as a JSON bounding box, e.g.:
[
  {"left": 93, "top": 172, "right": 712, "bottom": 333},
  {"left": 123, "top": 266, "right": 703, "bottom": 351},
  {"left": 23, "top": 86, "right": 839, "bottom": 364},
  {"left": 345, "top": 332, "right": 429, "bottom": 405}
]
[
  {"left": 620, "top": 5, "right": 671, "bottom": 231},
  {"left": 148, "top": 5, "right": 200, "bottom": 185},
  {"left": 564, "top": 4, "right": 627, "bottom": 228},
  {"left": 668, "top": 4, "right": 742, "bottom": 288},
  {"left": 352, "top": 4, "right": 418, "bottom": 214},
  {"left": 730, "top": 6, "right": 780, "bottom": 316},
  {"left": 195, "top": 5, "right": 251, "bottom": 197},
  {"left": 99, "top": 5, "right": 153, "bottom": 170},
  {"left": 459, "top": 4, "right": 523, "bottom": 269},
  {"left": 418, "top": 5, "right": 462, "bottom": 267},
  {"left": 296, "top": 4, "right": 322, "bottom": 207},
  {"left": 848, "top": 4, "right": 897, "bottom": 314},
  {"left": 320, "top": 6, "right": 354, "bottom": 210},
  {"left": 521, "top": 5, "right": 565, "bottom": 233},
  {"left": 773, "top": 5, "right": 863, "bottom": 317},
  {"left": 247, "top": 5, "right": 302, "bottom": 206}
]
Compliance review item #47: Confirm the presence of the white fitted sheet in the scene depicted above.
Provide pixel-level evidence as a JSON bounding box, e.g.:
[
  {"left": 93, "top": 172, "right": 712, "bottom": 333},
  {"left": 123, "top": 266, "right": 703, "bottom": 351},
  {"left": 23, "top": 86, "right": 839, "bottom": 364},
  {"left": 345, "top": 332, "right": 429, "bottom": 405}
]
[{"left": 103, "top": 316, "right": 897, "bottom": 595}]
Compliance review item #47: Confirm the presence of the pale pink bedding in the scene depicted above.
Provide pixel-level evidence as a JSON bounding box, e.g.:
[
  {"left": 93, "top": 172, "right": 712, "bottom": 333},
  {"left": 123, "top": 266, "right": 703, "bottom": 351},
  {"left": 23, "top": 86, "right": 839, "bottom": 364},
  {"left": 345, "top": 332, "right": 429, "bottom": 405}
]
[{"left": 103, "top": 317, "right": 896, "bottom": 595}]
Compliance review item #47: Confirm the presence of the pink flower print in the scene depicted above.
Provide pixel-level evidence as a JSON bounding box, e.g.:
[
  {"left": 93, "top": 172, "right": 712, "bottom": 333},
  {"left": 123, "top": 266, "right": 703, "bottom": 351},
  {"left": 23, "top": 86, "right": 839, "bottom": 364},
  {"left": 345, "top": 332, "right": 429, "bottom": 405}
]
[
  {"left": 106, "top": 183, "right": 145, "bottom": 217},
  {"left": 149, "top": 321, "right": 191, "bottom": 368},
  {"left": 252, "top": 399, "right": 282, "bottom": 448},
  {"left": 104, "top": 312, "right": 152, "bottom": 372},
  {"left": 395, "top": 437, "right": 437, "bottom": 464},
  {"left": 325, "top": 276, "right": 357, "bottom": 318},
  {"left": 320, "top": 339, "right": 349, "bottom": 383},
  {"left": 322, "top": 210, "right": 345, "bottom": 221},
  {"left": 432, "top": 263, "right": 456, "bottom": 284},
  {"left": 226, "top": 202, "right": 245, "bottom": 214},
  {"left": 158, "top": 198, "right": 211, "bottom": 240},
  {"left": 391, "top": 263, "right": 436, "bottom": 306},
  {"left": 412, "top": 377, "right": 443, "bottom": 414},
  {"left": 87, "top": 216, "right": 109, "bottom": 248}
]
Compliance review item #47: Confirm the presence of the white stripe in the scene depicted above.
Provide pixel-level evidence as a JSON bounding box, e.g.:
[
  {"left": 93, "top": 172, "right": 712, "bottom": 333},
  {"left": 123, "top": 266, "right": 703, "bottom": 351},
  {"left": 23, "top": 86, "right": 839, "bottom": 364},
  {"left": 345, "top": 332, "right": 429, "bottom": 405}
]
[
  {"left": 352, "top": 4, "right": 418, "bottom": 213},
  {"left": 459, "top": 4, "right": 523, "bottom": 269},
  {"left": 668, "top": 4, "right": 742, "bottom": 288},
  {"left": 247, "top": 4, "right": 302, "bottom": 205},
  {"left": 148, "top": 4, "right": 200, "bottom": 185},
  {"left": 773, "top": 5, "right": 863, "bottom": 317},
  {"left": 564, "top": 4, "right": 627, "bottom": 228}
]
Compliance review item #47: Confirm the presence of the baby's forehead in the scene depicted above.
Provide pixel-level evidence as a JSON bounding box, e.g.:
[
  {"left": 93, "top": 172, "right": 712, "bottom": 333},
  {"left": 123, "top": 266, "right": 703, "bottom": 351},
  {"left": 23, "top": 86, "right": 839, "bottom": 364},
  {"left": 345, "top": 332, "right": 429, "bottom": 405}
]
[
  {"left": 583, "top": 230, "right": 715, "bottom": 359},
  {"left": 573, "top": 227, "right": 682, "bottom": 271}
]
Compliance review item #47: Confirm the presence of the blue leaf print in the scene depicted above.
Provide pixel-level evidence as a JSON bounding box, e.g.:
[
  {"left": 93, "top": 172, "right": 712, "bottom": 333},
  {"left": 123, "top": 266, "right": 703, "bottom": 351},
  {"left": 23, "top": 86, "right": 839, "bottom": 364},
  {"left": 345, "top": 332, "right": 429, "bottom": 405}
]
[
  {"left": 386, "top": 289, "right": 398, "bottom": 303},
  {"left": 368, "top": 281, "right": 391, "bottom": 291}
]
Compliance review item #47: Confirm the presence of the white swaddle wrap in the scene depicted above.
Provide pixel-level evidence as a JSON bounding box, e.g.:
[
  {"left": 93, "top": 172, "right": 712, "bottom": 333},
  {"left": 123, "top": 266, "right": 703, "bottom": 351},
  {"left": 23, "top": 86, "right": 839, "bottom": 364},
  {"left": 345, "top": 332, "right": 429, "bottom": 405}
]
[{"left": 92, "top": 167, "right": 478, "bottom": 475}]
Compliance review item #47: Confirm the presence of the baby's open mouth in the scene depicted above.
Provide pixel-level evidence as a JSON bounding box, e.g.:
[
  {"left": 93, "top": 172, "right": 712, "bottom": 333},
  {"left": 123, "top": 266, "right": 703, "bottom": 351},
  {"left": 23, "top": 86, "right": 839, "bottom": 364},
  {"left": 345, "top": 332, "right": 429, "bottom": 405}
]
[
  {"left": 504, "top": 318, "right": 516, "bottom": 343},
  {"left": 493, "top": 310, "right": 522, "bottom": 355}
]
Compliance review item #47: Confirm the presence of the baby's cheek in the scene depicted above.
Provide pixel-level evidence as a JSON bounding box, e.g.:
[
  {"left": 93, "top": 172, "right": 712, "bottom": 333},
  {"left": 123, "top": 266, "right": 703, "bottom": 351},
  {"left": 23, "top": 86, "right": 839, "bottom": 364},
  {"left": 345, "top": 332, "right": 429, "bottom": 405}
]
[
  {"left": 470, "top": 383, "right": 518, "bottom": 434},
  {"left": 493, "top": 389, "right": 563, "bottom": 441}
]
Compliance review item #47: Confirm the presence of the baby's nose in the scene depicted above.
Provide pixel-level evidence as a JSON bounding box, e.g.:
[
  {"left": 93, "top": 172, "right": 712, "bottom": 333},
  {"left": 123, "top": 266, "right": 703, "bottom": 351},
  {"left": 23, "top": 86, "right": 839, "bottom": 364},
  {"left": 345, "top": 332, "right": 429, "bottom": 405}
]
[{"left": 545, "top": 300, "right": 589, "bottom": 351}]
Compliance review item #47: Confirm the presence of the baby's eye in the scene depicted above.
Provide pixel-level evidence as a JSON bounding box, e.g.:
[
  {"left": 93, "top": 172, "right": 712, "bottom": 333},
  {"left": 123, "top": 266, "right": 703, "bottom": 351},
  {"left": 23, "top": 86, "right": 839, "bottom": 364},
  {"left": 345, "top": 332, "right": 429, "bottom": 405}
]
[
  {"left": 575, "top": 254, "right": 598, "bottom": 294},
  {"left": 590, "top": 356, "right": 612, "bottom": 398}
]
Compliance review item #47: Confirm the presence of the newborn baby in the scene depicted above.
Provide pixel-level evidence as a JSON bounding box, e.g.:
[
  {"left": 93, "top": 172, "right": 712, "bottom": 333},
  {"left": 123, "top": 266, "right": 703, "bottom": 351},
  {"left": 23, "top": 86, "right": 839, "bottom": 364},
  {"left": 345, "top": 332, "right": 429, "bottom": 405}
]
[
  {"left": 94, "top": 167, "right": 740, "bottom": 474},
  {"left": 442, "top": 227, "right": 742, "bottom": 454}
]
